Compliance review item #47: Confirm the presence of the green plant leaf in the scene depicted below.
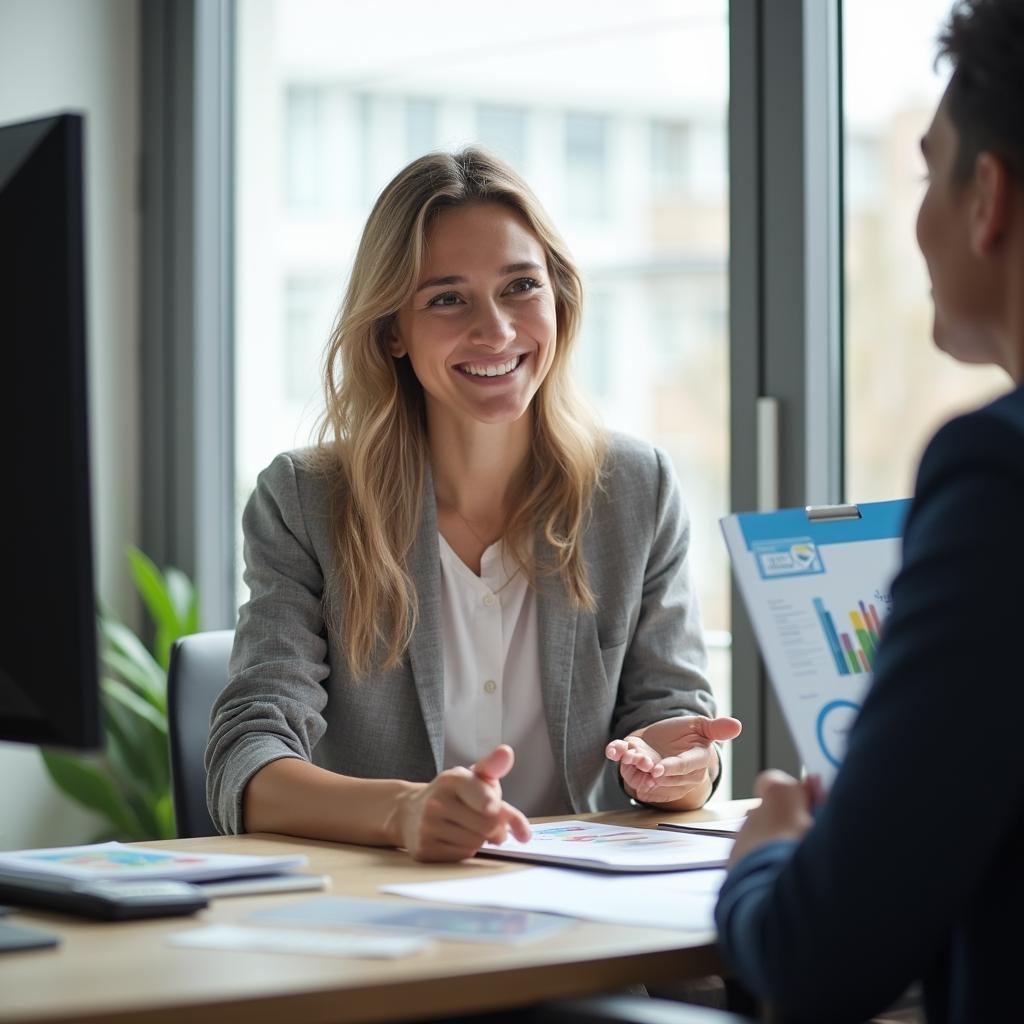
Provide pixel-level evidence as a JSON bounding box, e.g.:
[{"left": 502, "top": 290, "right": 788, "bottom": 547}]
[
  {"left": 101, "top": 647, "right": 165, "bottom": 709},
  {"left": 103, "top": 677, "right": 167, "bottom": 735},
  {"left": 153, "top": 625, "right": 174, "bottom": 677},
  {"left": 102, "top": 678, "right": 169, "bottom": 799},
  {"left": 126, "top": 546, "right": 179, "bottom": 645},
  {"left": 40, "top": 750, "right": 143, "bottom": 837},
  {"left": 154, "top": 793, "right": 177, "bottom": 839},
  {"left": 124, "top": 791, "right": 164, "bottom": 842},
  {"left": 164, "top": 568, "right": 196, "bottom": 630},
  {"left": 100, "top": 619, "right": 166, "bottom": 705},
  {"left": 46, "top": 547, "right": 197, "bottom": 844}
]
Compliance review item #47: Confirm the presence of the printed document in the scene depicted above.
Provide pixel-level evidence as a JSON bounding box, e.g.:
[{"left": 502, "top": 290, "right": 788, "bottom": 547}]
[
  {"left": 478, "top": 819, "right": 732, "bottom": 872},
  {"left": 383, "top": 866, "right": 725, "bottom": 932},
  {"left": 722, "top": 499, "right": 908, "bottom": 782}
]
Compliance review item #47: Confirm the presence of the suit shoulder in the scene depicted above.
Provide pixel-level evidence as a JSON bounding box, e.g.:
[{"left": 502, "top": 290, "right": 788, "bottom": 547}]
[
  {"left": 254, "top": 446, "right": 339, "bottom": 512},
  {"left": 602, "top": 431, "right": 669, "bottom": 492},
  {"left": 919, "top": 387, "right": 1024, "bottom": 480}
]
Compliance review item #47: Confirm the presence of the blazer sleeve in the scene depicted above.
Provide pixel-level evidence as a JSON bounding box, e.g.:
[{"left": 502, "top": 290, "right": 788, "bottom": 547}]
[
  {"left": 610, "top": 446, "right": 717, "bottom": 741},
  {"left": 205, "top": 453, "right": 332, "bottom": 835},
  {"left": 715, "top": 408, "right": 1024, "bottom": 1022}
]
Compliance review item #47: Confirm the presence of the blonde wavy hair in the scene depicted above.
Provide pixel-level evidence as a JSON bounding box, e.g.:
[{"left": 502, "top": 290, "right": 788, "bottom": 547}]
[{"left": 313, "top": 147, "right": 607, "bottom": 677}]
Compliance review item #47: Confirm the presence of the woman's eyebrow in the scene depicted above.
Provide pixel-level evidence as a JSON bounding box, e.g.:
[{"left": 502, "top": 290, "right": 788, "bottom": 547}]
[{"left": 415, "top": 261, "right": 545, "bottom": 294}]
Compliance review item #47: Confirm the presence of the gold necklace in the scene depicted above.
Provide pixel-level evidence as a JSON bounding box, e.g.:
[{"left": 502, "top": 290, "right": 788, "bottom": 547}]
[{"left": 441, "top": 501, "right": 498, "bottom": 548}]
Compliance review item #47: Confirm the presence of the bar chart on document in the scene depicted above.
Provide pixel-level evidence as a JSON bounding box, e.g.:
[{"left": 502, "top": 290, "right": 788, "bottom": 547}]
[{"left": 721, "top": 499, "right": 909, "bottom": 783}]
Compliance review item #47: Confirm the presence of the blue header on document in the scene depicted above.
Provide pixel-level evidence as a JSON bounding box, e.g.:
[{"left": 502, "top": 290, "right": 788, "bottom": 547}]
[{"left": 731, "top": 499, "right": 909, "bottom": 581}]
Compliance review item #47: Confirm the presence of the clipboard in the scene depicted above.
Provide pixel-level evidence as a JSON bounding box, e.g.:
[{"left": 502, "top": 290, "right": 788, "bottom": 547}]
[{"left": 721, "top": 499, "right": 909, "bottom": 784}]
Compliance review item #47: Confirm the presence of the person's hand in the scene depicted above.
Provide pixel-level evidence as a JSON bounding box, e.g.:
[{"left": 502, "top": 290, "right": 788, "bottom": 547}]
[
  {"left": 395, "top": 744, "right": 531, "bottom": 862},
  {"left": 728, "top": 769, "right": 823, "bottom": 866},
  {"left": 605, "top": 715, "right": 742, "bottom": 809}
]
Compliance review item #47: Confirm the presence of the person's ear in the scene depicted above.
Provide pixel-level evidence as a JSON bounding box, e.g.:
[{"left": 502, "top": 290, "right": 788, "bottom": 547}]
[
  {"left": 970, "top": 151, "right": 1011, "bottom": 257},
  {"left": 387, "top": 323, "right": 407, "bottom": 359}
]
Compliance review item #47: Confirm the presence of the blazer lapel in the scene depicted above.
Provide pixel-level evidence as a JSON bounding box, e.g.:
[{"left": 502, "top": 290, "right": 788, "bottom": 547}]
[
  {"left": 405, "top": 469, "right": 445, "bottom": 774},
  {"left": 535, "top": 540, "right": 579, "bottom": 810}
]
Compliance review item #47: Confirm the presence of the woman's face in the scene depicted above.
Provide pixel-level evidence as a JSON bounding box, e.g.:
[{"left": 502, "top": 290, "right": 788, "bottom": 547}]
[{"left": 392, "top": 202, "right": 558, "bottom": 429}]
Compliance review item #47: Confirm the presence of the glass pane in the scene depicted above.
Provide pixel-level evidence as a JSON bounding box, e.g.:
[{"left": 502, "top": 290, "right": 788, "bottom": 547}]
[
  {"left": 843, "top": 0, "right": 1008, "bottom": 503},
  {"left": 234, "top": 0, "right": 731, "bottom": 792}
]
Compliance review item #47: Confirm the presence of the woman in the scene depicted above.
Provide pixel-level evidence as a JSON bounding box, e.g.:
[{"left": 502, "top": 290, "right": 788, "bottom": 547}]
[{"left": 206, "top": 147, "right": 741, "bottom": 862}]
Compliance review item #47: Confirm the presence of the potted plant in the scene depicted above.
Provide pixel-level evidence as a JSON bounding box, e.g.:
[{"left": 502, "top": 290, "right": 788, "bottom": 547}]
[{"left": 41, "top": 547, "right": 198, "bottom": 841}]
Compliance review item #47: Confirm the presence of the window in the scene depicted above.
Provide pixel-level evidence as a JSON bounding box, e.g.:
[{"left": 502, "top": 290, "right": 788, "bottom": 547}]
[
  {"left": 842, "top": 0, "right": 1007, "bottom": 503},
  {"left": 476, "top": 104, "right": 527, "bottom": 169},
  {"left": 565, "top": 113, "right": 608, "bottom": 222},
  {"left": 284, "top": 276, "right": 337, "bottom": 405},
  {"left": 284, "top": 85, "right": 327, "bottom": 213},
  {"left": 651, "top": 120, "right": 690, "bottom": 199},
  {"left": 405, "top": 97, "right": 438, "bottom": 160}
]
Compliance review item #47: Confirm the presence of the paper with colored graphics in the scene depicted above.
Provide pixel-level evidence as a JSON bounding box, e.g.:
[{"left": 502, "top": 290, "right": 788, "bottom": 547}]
[
  {"left": 0, "top": 841, "right": 307, "bottom": 883},
  {"left": 478, "top": 820, "right": 732, "bottom": 872},
  {"left": 722, "top": 499, "right": 909, "bottom": 784}
]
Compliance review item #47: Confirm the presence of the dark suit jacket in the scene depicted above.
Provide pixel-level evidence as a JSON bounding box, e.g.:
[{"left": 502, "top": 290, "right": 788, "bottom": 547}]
[{"left": 716, "top": 385, "right": 1024, "bottom": 1023}]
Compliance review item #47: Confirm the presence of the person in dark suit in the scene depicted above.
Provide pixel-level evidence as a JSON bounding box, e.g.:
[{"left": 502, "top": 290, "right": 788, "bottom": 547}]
[{"left": 715, "top": 1, "right": 1024, "bottom": 1021}]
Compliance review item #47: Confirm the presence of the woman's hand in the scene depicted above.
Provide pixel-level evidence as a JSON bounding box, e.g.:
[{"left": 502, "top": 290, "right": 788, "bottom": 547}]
[
  {"left": 728, "top": 770, "right": 822, "bottom": 866},
  {"left": 394, "top": 744, "right": 532, "bottom": 862},
  {"left": 605, "top": 715, "right": 742, "bottom": 810}
]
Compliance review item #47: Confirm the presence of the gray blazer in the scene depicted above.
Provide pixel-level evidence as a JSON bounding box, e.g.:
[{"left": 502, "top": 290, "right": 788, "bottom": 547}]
[{"left": 206, "top": 432, "right": 716, "bottom": 834}]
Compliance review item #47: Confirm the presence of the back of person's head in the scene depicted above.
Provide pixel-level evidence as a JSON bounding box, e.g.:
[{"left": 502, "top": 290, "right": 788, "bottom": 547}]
[{"left": 938, "top": 0, "right": 1024, "bottom": 183}]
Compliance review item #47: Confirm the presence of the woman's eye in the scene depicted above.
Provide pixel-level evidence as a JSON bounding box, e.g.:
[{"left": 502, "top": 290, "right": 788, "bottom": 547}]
[
  {"left": 428, "top": 292, "right": 461, "bottom": 307},
  {"left": 506, "top": 277, "right": 541, "bottom": 295}
]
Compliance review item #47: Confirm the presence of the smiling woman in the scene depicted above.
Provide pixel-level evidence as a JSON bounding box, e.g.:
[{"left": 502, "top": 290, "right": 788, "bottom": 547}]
[{"left": 206, "top": 148, "right": 740, "bottom": 863}]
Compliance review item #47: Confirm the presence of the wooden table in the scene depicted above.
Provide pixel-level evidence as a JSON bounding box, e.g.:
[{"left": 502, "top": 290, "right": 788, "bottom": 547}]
[{"left": 0, "top": 801, "right": 754, "bottom": 1024}]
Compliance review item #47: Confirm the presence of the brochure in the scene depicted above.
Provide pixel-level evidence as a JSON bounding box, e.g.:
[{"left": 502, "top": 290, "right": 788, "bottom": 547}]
[
  {"left": 478, "top": 820, "right": 733, "bottom": 873},
  {"left": 0, "top": 842, "right": 308, "bottom": 883},
  {"left": 722, "top": 499, "right": 908, "bottom": 783}
]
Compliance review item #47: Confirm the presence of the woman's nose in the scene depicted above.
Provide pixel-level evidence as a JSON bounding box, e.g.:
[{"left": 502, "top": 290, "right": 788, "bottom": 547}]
[{"left": 469, "top": 301, "right": 515, "bottom": 348}]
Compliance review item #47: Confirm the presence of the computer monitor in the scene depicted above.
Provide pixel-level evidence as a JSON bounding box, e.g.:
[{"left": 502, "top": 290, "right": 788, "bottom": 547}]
[{"left": 0, "top": 112, "right": 101, "bottom": 749}]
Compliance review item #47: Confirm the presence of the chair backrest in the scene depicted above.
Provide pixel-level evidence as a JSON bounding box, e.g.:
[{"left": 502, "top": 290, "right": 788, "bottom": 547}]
[{"left": 167, "top": 630, "right": 234, "bottom": 838}]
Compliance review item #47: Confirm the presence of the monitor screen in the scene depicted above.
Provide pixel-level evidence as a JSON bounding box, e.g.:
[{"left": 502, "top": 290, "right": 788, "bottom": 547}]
[{"left": 0, "top": 112, "right": 101, "bottom": 749}]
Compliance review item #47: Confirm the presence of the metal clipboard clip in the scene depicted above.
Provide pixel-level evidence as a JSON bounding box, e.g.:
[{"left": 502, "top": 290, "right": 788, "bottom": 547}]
[{"left": 805, "top": 503, "right": 862, "bottom": 522}]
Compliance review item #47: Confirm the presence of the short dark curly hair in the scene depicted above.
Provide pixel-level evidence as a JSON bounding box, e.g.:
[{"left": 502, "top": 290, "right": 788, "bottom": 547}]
[{"left": 937, "top": 0, "right": 1024, "bottom": 183}]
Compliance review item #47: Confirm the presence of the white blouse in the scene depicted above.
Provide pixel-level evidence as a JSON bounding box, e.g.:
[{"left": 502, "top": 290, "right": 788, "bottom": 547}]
[{"left": 437, "top": 534, "right": 567, "bottom": 817}]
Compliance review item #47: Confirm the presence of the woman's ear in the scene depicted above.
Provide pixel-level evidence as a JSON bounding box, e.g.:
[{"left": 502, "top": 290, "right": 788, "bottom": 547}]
[{"left": 388, "top": 326, "right": 407, "bottom": 359}]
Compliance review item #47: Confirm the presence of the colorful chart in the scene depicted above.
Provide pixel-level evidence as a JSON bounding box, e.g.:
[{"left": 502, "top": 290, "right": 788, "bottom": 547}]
[
  {"left": 816, "top": 699, "right": 861, "bottom": 768},
  {"left": 31, "top": 849, "right": 204, "bottom": 872},
  {"left": 812, "top": 596, "right": 884, "bottom": 676},
  {"left": 531, "top": 824, "right": 676, "bottom": 847}
]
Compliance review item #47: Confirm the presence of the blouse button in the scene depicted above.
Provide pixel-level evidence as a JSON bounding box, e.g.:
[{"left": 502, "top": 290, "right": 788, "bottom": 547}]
[
  {"left": 483, "top": 679, "right": 497, "bottom": 695},
  {"left": 482, "top": 592, "right": 496, "bottom": 607}
]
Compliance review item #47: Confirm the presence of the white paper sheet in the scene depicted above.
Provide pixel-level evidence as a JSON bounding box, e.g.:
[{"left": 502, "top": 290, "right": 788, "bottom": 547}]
[
  {"left": 478, "top": 820, "right": 732, "bottom": 872},
  {"left": 247, "top": 894, "right": 571, "bottom": 944},
  {"left": 382, "top": 866, "right": 725, "bottom": 933},
  {"left": 168, "top": 924, "right": 429, "bottom": 958}
]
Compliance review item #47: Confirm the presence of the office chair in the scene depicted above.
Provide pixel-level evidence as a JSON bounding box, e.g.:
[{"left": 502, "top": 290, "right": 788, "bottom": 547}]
[
  {"left": 537, "top": 997, "right": 753, "bottom": 1023},
  {"left": 441, "top": 996, "right": 754, "bottom": 1024},
  {"left": 167, "top": 630, "right": 235, "bottom": 838}
]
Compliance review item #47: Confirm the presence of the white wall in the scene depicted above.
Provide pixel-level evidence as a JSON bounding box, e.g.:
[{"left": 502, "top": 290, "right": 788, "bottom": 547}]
[{"left": 0, "top": 0, "right": 140, "bottom": 849}]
